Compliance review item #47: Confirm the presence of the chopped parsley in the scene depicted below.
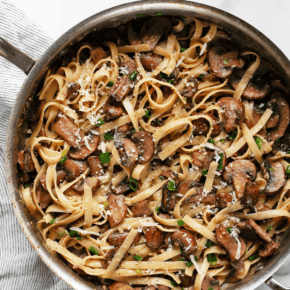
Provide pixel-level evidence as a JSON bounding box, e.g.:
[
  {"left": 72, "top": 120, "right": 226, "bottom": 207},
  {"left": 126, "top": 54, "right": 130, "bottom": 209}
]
[
  {"left": 96, "top": 118, "right": 105, "bottom": 126},
  {"left": 267, "top": 226, "right": 273, "bottom": 232},
  {"left": 48, "top": 219, "right": 56, "bottom": 225},
  {"left": 226, "top": 227, "right": 232, "bottom": 234},
  {"left": 167, "top": 79, "right": 174, "bottom": 84},
  {"left": 207, "top": 253, "right": 217, "bottom": 265},
  {"left": 167, "top": 180, "right": 176, "bottom": 191},
  {"left": 136, "top": 13, "right": 147, "bottom": 16},
  {"left": 179, "top": 258, "right": 184, "bottom": 261},
  {"left": 159, "top": 176, "right": 164, "bottom": 181},
  {"left": 254, "top": 136, "right": 263, "bottom": 150},
  {"left": 194, "top": 256, "right": 198, "bottom": 261},
  {"left": 69, "top": 231, "right": 82, "bottom": 240},
  {"left": 276, "top": 138, "right": 281, "bottom": 142},
  {"left": 76, "top": 236, "right": 82, "bottom": 241},
  {"left": 128, "top": 177, "right": 138, "bottom": 191},
  {"left": 103, "top": 201, "right": 110, "bottom": 207},
  {"left": 220, "top": 139, "right": 225, "bottom": 143},
  {"left": 23, "top": 184, "right": 29, "bottom": 189},
  {"left": 186, "top": 261, "right": 193, "bottom": 267},
  {"left": 257, "top": 103, "right": 266, "bottom": 110},
  {"left": 286, "top": 165, "right": 290, "bottom": 176},
  {"left": 208, "top": 139, "right": 215, "bottom": 144},
  {"left": 57, "top": 230, "right": 66, "bottom": 238},
  {"left": 217, "top": 153, "right": 224, "bottom": 170},
  {"left": 129, "top": 71, "right": 138, "bottom": 81},
  {"left": 170, "top": 281, "right": 177, "bottom": 288},
  {"left": 156, "top": 11, "right": 163, "bottom": 16},
  {"left": 202, "top": 169, "right": 208, "bottom": 176},
  {"left": 198, "top": 74, "right": 204, "bottom": 79},
  {"left": 60, "top": 156, "right": 67, "bottom": 164},
  {"left": 106, "top": 81, "right": 114, "bottom": 87},
  {"left": 249, "top": 255, "right": 256, "bottom": 261},
  {"left": 104, "top": 132, "right": 114, "bottom": 141},
  {"left": 223, "top": 58, "right": 229, "bottom": 65},
  {"left": 89, "top": 246, "right": 99, "bottom": 255},
  {"left": 133, "top": 255, "right": 143, "bottom": 261},
  {"left": 145, "top": 110, "right": 151, "bottom": 118},
  {"left": 177, "top": 219, "right": 185, "bottom": 226},
  {"left": 155, "top": 206, "right": 161, "bottom": 214},
  {"left": 180, "top": 247, "right": 183, "bottom": 253},
  {"left": 205, "top": 240, "right": 212, "bottom": 248},
  {"left": 99, "top": 152, "right": 111, "bottom": 164},
  {"left": 269, "top": 168, "right": 275, "bottom": 171},
  {"left": 208, "top": 287, "right": 214, "bottom": 290},
  {"left": 229, "top": 131, "right": 237, "bottom": 140},
  {"left": 136, "top": 269, "right": 141, "bottom": 273},
  {"left": 180, "top": 47, "right": 187, "bottom": 52}
]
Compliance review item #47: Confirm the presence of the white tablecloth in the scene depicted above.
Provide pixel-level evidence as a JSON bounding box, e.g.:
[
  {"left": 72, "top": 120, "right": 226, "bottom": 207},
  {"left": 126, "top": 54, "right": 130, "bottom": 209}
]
[{"left": 1, "top": 0, "right": 290, "bottom": 289}]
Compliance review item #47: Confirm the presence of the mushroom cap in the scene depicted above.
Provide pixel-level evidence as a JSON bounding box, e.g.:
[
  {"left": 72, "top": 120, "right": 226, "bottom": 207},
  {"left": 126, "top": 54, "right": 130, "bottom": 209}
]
[
  {"left": 223, "top": 160, "right": 257, "bottom": 182},
  {"left": 172, "top": 229, "right": 197, "bottom": 259},
  {"left": 253, "top": 105, "right": 279, "bottom": 129},
  {"left": 131, "top": 131, "right": 154, "bottom": 164},
  {"left": 114, "top": 138, "right": 138, "bottom": 167},
  {"left": 191, "top": 113, "right": 221, "bottom": 137}
]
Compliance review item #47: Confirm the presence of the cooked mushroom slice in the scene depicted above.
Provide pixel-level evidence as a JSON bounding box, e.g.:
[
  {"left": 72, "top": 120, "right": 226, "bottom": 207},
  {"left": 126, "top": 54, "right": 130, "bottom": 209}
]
[
  {"left": 266, "top": 98, "right": 290, "bottom": 141},
  {"left": 63, "top": 159, "right": 82, "bottom": 181},
  {"left": 230, "top": 259, "right": 245, "bottom": 278},
  {"left": 53, "top": 114, "right": 85, "bottom": 149},
  {"left": 69, "top": 134, "right": 100, "bottom": 160},
  {"left": 215, "top": 224, "right": 246, "bottom": 262},
  {"left": 131, "top": 131, "right": 154, "bottom": 164},
  {"left": 172, "top": 229, "right": 197, "bottom": 259},
  {"left": 238, "top": 219, "right": 278, "bottom": 257},
  {"left": 40, "top": 170, "right": 67, "bottom": 190},
  {"left": 71, "top": 176, "right": 100, "bottom": 193},
  {"left": 108, "top": 194, "right": 127, "bottom": 228},
  {"left": 110, "top": 61, "right": 138, "bottom": 102},
  {"left": 241, "top": 181, "right": 260, "bottom": 207},
  {"left": 178, "top": 180, "right": 201, "bottom": 195},
  {"left": 211, "top": 29, "right": 232, "bottom": 44},
  {"left": 229, "top": 70, "right": 271, "bottom": 100},
  {"left": 115, "top": 138, "right": 138, "bottom": 167},
  {"left": 161, "top": 181, "right": 176, "bottom": 213},
  {"left": 208, "top": 45, "right": 240, "bottom": 78},
  {"left": 215, "top": 192, "right": 233, "bottom": 210},
  {"left": 67, "top": 247, "right": 87, "bottom": 274},
  {"left": 179, "top": 271, "right": 195, "bottom": 288},
  {"left": 117, "top": 124, "right": 130, "bottom": 133},
  {"left": 192, "top": 113, "right": 221, "bottom": 137},
  {"left": 131, "top": 200, "right": 152, "bottom": 217},
  {"left": 87, "top": 156, "right": 103, "bottom": 177},
  {"left": 108, "top": 232, "right": 141, "bottom": 247},
  {"left": 223, "top": 160, "right": 257, "bottom": 199},
  {"left": 90, "top": 46, "right": 107, "bottom": 65},
  {"left": 252, "top": 105, "right": 279, "bottom": 129},
  {"left": 201, "top": 276, "right": 220, "bottom": 290},
  {"left": 17, "top": 147, "right": 36, "bottom": 181},
  {"left": 103, "top": 105, "right": 123, "bottom": 121},
  {"left": 145, "top": 226, "right": 164, "bottom": 251},
  {"left": 217, "top": 97, "right": 245, "bottom": 133},
  {"left": 256, "top": 202, "right": 271, "bottom": 212},
  {"left": 192, "top": 149, "right": 226, "bottom": 171},
  {"left": 127, "top": 20, "right": 142, "bottom": 46},
  {"left": 109, "top": 282, "right": 134, "bottom": 290},
  {"left": 271, "top": 79, "right": 289, "bottom": 95},
  {"left": 160, "top": 170, "right": 180, "bottom": 186},
  {"left": 67, "top": 82, "right": 81, "bottom": 101},
  {"left": 180, "top": 77, "right": 198, "bottom": 98},
  {"left": 262, "top": 161, "right": 286, "bottom": 195},
  {"left": 103, "top": 247, "right": 119, "bottom": 269},
  {"left": 272, "top": 132, "right": 290, "bottom": 154},
  {"left": 36, "top": 183, "right": 52, "bottom": 209},
  {"left": 112, "top": 182, "right": 131, "bottom": 195},
  {"left": 140, "top": 52, "right": 163, "bottom": 71}
]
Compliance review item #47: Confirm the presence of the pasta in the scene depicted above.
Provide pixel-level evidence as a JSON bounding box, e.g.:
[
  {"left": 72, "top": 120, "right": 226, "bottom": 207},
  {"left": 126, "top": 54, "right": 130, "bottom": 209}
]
[{"left": 17, "top": 14, "right": 290, "bottom": 290}]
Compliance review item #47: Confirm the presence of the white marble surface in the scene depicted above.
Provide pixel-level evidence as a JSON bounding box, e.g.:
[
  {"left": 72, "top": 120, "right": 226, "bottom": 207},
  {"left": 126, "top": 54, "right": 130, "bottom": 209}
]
[{"left": 5, "top": 0, "right": 290, "bottom": 289}]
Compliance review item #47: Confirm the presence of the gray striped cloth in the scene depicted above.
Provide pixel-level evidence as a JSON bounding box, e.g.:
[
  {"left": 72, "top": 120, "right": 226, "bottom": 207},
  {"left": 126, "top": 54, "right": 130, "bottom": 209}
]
[{"left": 0, "top": 0, "right": 289, "bottom": 289}]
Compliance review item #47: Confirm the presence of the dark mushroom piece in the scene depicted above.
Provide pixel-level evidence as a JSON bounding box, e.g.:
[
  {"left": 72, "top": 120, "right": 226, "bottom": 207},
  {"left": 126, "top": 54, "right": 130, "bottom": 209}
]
[
  {"left": 108, "top": 194, "right": 127, "bottom": 228},
  {"left": 103, "top": 247, "right": 119, "bottom": 269},
  {"left": 131, "top": 200, "right": 152, "bottom": 217},
  {"left": 229, "top": 70, "right": 271, "bottom": 100},
  {"left": 90, "top": 46, "right": 107, "bottom": 65},
  {"left": 145, "top": 226, "right": 164, "bottom": 251},
  {"left": 208, "top": 45, "right": 240, "bottom": 78},
  {"left": 217, "top": 97, "right": 245, "bottom": 133},
  {"left": 192, "top": 113, "right": 221, "bottom": 137},
  {"left": 201, "top": 276, "right": 220, "bottom": 290},
  {"left": 140, "top": 52, "right": 163, "bottom": 71},
  {"left": 256, "top": 202, "right": 271, "bottom": 212},
  {"left": 35, "top": 183, "right": 52, "bottom": 209},
  {"left": 252, "top": 106, "right": 279, "bottom": 129},
  {"left": 160, "top": 169, "right": 180, "bottom": 186},
  {"left": 103, "top": 105, "right": 123, "bottom": 121},
  {"left": 110, "top": 61, "right": 138, "bottom": 102},
  {"left": 180, "top": 77, "right": 198, "bottom": 98},
  {"left": 87, "top": 156, "right": 103, "bottom": 177},
  {"left": 161, "top": 181, "right": 177, "bottom": 213},
  {"left": 238, "top": 219, "right": 279, "bottom": 257},
  {"left": 179, "top": 271, "right": 195, "bottom": 288},
  {"left": 112, "top": 182, "right": 131, "bottom": 195},
  {"left": 17, "top": 147, "right": 36, "bottom": 181},
  {"left": 215, "top": 224, "right": 246, "bottom": 262},
  {"left": 108, "top": 232, "right": 141, "bottom": 247},
  {"left": 223, "top": 160, "right": 257, "bottom": 199},
  {"left": 69, "top": 134, "right": 100, "bottom": 160},
  {"left": 131, "top": 131, "right": 154, "bottom": 164},
  {"left": 262, "top": 161, "right": 286, "bottom": 195},
  {"left": 71, "top": 176, "right": 100, "bottom": 193},
  {"left": 230, "top": 259, "right": 245, "bottom": 278},
  {"left": 39, "top": 170, "right": 67, "bottom": 190},
  {"left": 266, "top": 98, "right": 290, "bottom": 141},
  {"left": 117, "top": 124, "right": 130, "bottom": 133},
  {"left": 109, "top": 282, "right": 134, "bottom": 290},
  {"left": 215, "top": 192, "right": 233, "bottom": 210},
  {"left": 63, "top": 159, "right": 88, "bottom": 181},
  {"left": 27, "top": 99, "right": 45, "bottom": 122},
  {"left": 241, "top": 181, "right": 260, "bottom": 207},
  {"left": 114, "top": 138, "right": 138, "bottom": 167},
  {"left": 171, "top": 229, "right": 197, "bottom": 259},
  {"left": 67, "top": 82, "right": 81, "bottom": 101}
]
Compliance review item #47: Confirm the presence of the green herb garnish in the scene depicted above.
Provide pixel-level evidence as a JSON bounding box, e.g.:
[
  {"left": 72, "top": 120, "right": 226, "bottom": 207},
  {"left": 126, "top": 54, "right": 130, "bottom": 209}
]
[
  {"left": 254, "top": 136, "right": 263, "bottom": 150},
  {"left": 156, "top": 11, "right": 163, "bottom": 16},
  {"left": 269, "top": 168, "right": 275, "bottom": 171},
  {"left": 145, "top": 110, "right": 151, "bottom": 118},
  {"left": 128, "top": 177, "right": 138, "bottom": 191},
  {"left": 167, "top": 180, "right": 176, "bottom": 191},
  {"left": 267, "top": 226, "right": 273, "bottom": 232},
  {"left": 133, "top": 255, "right": 143, "bottom": 261},
  {"left": 229, "top": 131, "right": 237, "bottom": 140},
  {"left": 159, "top": 176, "right": 164, "bottom": 181},
  {"left": 23, "top": 184, "right": 29, "bottom": 189},
  {"left": 286, "top": 165, "right": 290, "bottom": 176},
  {"left": 99, "top": 152, "right": 111, "bottom": 164},
  {"left": 205, "top": 240, "right": 212, "bottom": 248},
  {"left": 76, "top": 236, "right": 82, "bottom": 241},
  {"left": 208, "top": 139, "right": 215, "bottom": 144},
  {"left": 48, "top": 219, "right": 56, "bottom": 225},
  {"left": 69, "top": 230, "right": 82, "bottom": 240},
  {"left": 226, "top": 227, "right": 232, "bottom": 234},
  {"left": 177, "top": 219, "right": 185, "bottom": 226},
  {"left": 180, "top": 48, "right": 187, "bottom": 52},
  {"left": 220, "top": 139, "right": 225, "bottom": 143},
  {"left": 207, "top": 253, "right": 217, "bottom": 265},
  {"left": 186, "top": 261, "right": 193, "bottom": 267},
  {"left": 170, "top": 281, "right": 177, "bottom": 288},
  {"left": 155, "top": 206, "right": 161, "bottom": 214},
  {"left": 167, "top": 79, "right": 174, "bottom": 84},
  {"left": 217, "top": 153, "right": 224, "bottom": 170},
  {"left": 180, "top": 247, "right": 183, "bottom": 253},
  {"left": 136, "top": 269, "right": 141, "bottom": 273},
  {"left": 107, "top": 81, "right": 114, "bottom": 87},
  {"left": 208, "top": 287, "right": 214, "bottom": 290},
  {"left": 103, "top": 201, "right": 110, "bottom": 207},
  {"left": 258, "top": 103, "right": 266, "bottom": 110},
  {"left": 96, "top": 118, "right": 105, "bottom": 126},
  {"left": 89, "top": 246, "right": 99, "bottom": 255},
  {"left": 104, "top": 132, "right": 114, "bottom": 141},
  {"left": 202, "top": 169, "right": 208, "bottom": 176},
  {"left": 223, "top": 58, "right": 229, "bottom": 64},
  {"left": 249, "top": 255, "right": 256, "bottom": 261},
  {"left": 60, "top": 156, "right": 67, "bottom": 164},
  {"left": 57, "top": 230, "right": 66, "bottom": 238},
  {"left": 129, "top": 71, "right": 138, "bottom": 81},
  {"left": 198, "top": 74, "right": 204, "bottom": 79}
]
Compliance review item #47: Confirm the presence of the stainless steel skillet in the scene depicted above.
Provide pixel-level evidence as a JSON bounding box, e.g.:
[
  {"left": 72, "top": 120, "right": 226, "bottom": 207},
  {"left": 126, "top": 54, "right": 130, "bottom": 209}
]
[{"left": 1, "top": 1, "right": 290, "bottom": 289}]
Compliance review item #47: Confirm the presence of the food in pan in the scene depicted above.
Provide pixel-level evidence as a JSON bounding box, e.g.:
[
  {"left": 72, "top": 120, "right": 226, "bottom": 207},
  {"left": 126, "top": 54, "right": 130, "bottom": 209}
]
[{"left": 17, "top": 14, "right": 290, "bottom": 290}]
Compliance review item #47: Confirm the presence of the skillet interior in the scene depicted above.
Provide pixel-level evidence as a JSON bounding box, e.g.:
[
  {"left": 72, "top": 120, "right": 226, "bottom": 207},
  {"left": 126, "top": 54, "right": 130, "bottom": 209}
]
[{"left": 5, "top": 1, "right": 290, "bottom": 289}]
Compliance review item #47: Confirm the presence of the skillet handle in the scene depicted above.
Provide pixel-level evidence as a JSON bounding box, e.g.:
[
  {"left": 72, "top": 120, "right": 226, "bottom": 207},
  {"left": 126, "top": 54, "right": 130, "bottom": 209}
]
[
  {"left": 266, "top": 277, "right": 290, "bottom": 290},
  {"left": 0, "top": 37, "right": 35, "bottom": 75}
]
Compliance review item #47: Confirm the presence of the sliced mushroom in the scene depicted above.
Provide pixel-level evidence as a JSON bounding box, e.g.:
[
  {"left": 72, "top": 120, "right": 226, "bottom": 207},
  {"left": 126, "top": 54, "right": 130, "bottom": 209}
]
[
  {"left": 192, "top": 113, "right": 221, "bottom": 137},
  {"left": 117, "top": 124, "right": 130, "bottom": 133},
  {"left": 87, "top": 156, "right": 103, "bottom": 177},
  {"left": 145, "top": 226, "right": 164, "bottom": 251},
  {"left": 229, "top": 70, "right": 271, "bottom": 100},
  {"left": 171, "top": 229, "right": 197, "bottom": 259},
  {"left": 108, "top": 193, "right": 127, "bottom": 228},
  {"left": 215, "top": 192, "right": 233, "bottom": 209},
  {"left": 217, "top": 97, "right": 245, "bottom": 133},
  {"left": 178, "top": 180, "right": 201, "bottom": 195},
  {"left": 215, "top": 224, "right": 246, "bottom": 262},
  {"left": 201, "top": 276, "right": 220, "bottom": 290},
  {"left": 192, "top": 149, "right": 226, "bottom": 171},
  {"left": 140, "top": 52, "right": 163, "bottom": 71},
  {"left": 262, "top": 161, "right": 286, "bottom": 195},
  {"left": 160, "top": 170, "right": 179, "bottom": 186},
  {"left": 90, "top": 46, "right": 107, "bottom": 64},
  {"left": 36, "top": 183, "right": 52, "bottom": 209},
  {"left": 131, "top": 131, "right": 154, "bottom": 164},
  {"left": 112, "top": 182, "right": 131, "bottom": 195},
  {"left": 109, "top": 282, "right": 134, "bottom": 290},
  {"left": 103, "top": 247, "right": 119, "bottom": 269},
  {"left": 67, "top": 82, "right": 81, "bottom": 101},
  {"left": 252, "top": 106, "right": 279, "bottom": 129},
  {"left": 131, "top": 200, "right": 152, "bottom": 217},
  {"left": 17, "top": 148, "right": 35, "bottom": 180},
  {"left": 110, "top": 61, "right": 138, "bottom": 102},
  {"left": 230, "top": 259, "right": 245, "bottom": 278},
  {"left": 266, "top": 98, "right": 290, "bottom": 141},
  {"left": 53, "top": 114, "right": 85, "bottom": 149},
  {"left": 71, "top": 176, "right": 100, "bottom": 193},
  {"left": 256, "top": 202, "right": 271, "bottom": 212},
  {"left": 179, "top": 271, "right": 195, "bottom": 288},
  {"left": 180, "top": 77, "right": 198, "bottom": 98},
  {"left": 241, "top": 181, "right": 260, "bottom": 207},
  {"left": 208, "top": 45, "right": 240, "bottom": 78},
  {"left": 272, "top": 132, "right": 290, "bottom": 154},
  {"left": 223, "top": 160, "right": 257, "bottom": 199},
  {"left": 108, "top": 232, "right": 141, "bottom": 247},
  {"left": 69, "top": 134, "right": 100, "bottom": 160},
  {"left": 114, "top": 138, "right": 138, "bottom": 167},
  {"left": 161, "top": 181, "right": 176, "bottom": 213},
  {"left": 40, "top": 170, "right": 67, "bottom": 190},
  {"left": 103, "top": 105, "right": 123, "bottom": 121},
  {"left": 63, "top": 159, "right": 85, "bottom": 181}
]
